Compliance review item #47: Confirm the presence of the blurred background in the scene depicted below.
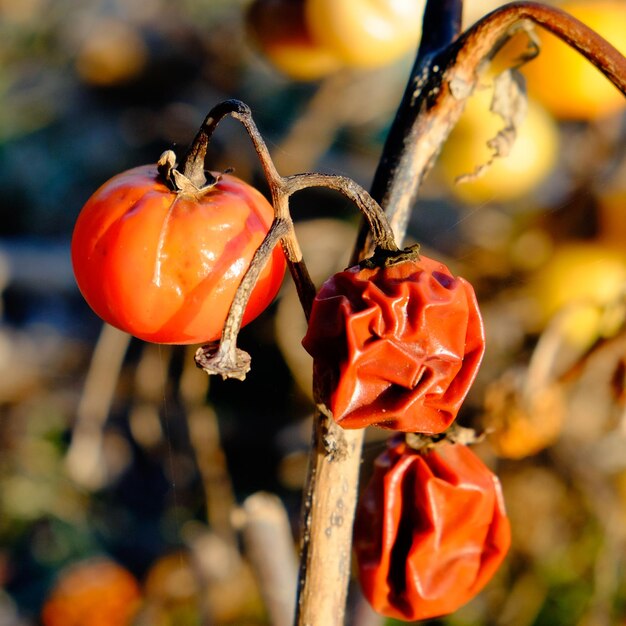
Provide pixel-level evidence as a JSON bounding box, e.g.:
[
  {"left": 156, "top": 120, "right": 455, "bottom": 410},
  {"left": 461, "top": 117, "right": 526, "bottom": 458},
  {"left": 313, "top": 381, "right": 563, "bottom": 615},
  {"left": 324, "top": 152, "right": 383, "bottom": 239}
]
[{"left": 1, "top": 0, "right": 626, "bottom": 624}]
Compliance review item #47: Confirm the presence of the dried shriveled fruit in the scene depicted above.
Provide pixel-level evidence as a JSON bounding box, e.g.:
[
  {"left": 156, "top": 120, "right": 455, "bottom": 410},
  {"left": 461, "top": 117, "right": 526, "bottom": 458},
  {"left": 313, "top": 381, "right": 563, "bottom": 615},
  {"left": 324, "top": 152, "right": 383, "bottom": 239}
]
[
  {"left": 302, "top": 253, "right": 485, "bottom": 433},
  {"left": 354, "top": 437, "right": 511, "bottom": 621}
]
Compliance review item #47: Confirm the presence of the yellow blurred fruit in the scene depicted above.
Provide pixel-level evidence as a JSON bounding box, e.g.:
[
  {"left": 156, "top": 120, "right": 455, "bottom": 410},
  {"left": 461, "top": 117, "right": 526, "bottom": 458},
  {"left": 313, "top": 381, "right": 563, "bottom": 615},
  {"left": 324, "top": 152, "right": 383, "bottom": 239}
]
[
  {"left": 555, "top": 302, "right": 604, "bottom": 350},
  {"left": 304, "top": 0, "right": 425, "bottom": 68},
  {"left": 521, "top": 1, "right": 626, "bottom": 119},
  {"left": 438, "top": 85, "right": 559, "bottom": 204},
  {"left": 529, "top": 242, "right": 626, "bottom": 325},
  {"left": 246, "top": 0, "right": 341, "bottom": 81}
]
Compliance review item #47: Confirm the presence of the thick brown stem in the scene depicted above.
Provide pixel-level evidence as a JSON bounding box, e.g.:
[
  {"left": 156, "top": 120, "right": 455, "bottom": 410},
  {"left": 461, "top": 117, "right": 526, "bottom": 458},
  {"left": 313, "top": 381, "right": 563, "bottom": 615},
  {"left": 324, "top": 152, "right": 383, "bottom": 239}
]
[
  {"left": 460, "top": 2, "right": 626, "bottom": 93},
  {"left": 294, "top": 2, "right": 466, "bottom": 622},
  {"left": 295, "top": 417, "right": 363, "bottom": 626}
]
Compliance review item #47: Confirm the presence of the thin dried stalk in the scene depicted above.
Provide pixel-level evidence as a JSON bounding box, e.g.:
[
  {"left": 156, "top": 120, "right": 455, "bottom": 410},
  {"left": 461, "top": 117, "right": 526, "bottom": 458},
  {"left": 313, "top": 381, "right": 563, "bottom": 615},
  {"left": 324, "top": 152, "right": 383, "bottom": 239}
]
[
  {"left": 65, "top": 324, "right": 131, "bottom": 489},
  {"left": 237, "top": 492, "right": 299, "bottom": 626}
]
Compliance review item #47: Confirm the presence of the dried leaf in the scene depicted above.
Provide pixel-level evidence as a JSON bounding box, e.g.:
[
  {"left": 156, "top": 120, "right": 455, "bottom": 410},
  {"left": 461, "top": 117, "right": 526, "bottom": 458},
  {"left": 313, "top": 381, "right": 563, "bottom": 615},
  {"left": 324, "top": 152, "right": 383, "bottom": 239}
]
[{"left": 456, "top": 69, "right": 528, "bottom": 184}]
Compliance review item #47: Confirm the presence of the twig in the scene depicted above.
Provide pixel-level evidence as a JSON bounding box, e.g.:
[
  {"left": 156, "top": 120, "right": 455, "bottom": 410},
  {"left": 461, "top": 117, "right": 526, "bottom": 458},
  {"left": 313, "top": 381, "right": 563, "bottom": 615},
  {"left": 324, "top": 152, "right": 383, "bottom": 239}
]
[{"left": 191, "top": 101, "right": 397, "bottom": 380}]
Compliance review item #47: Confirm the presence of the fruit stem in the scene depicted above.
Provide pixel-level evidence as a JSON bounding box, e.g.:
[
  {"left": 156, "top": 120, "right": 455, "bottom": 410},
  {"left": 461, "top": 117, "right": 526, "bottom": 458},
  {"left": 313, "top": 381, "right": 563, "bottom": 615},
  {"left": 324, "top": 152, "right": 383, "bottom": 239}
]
[
  {"left": 405, "top": 423, "right": 485, "bottom": 453},
  {"left": 195, "top": 218, "right": 290, "bottom": 380},
  {"left": 283, "top": 172, "right": 399, "bottom": 255},
  {"left": 460, "top": 2, "right": 626, "bottom": 96},
  {"left": 190, "top": 100, "right": 398, "bottom": 379}
]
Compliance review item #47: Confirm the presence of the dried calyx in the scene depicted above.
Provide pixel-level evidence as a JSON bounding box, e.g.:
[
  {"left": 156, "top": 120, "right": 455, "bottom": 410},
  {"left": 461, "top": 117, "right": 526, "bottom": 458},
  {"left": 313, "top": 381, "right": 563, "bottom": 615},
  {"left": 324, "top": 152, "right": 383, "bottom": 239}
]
[
  {"left": 405, "top": 424, "right": 485, "bottom": 453},
  {"left": 359, "top": 243, "right": 421, "bottom": 270},
  {"left": 157, "top": 149, "right": 230, "bottom": 196}
]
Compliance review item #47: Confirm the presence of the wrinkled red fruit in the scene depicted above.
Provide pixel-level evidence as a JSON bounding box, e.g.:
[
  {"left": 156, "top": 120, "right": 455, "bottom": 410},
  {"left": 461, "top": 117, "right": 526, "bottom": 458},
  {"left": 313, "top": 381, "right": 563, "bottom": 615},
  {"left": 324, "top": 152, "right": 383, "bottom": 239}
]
[
  {"left": 301, "top": 255, "right": 485, "bottom": 432},
  {"left": 354, "top": 437, "right": 511, "bottom": 621}
]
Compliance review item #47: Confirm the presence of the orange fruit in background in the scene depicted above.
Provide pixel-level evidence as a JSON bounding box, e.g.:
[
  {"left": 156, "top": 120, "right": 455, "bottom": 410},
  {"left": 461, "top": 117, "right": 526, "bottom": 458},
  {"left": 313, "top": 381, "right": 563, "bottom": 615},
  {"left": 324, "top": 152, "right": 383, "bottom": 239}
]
[
  {"left": 246, "top": 0, "right": 341, "bottom": 81},
  {"left": 484, "top": 375, "right": 566, "bottom": 460},
  {"left": 41, "top": 558, "right": 142, "bottom": 626},
  {"left": 520, "top": 1, "right": 626, "bottom": 120},
  {"left": 75, "top": 19, "right": 148, "bottom": 87},
  {"left": 437, "top": 85, "right": 559, "bottom": 204}
]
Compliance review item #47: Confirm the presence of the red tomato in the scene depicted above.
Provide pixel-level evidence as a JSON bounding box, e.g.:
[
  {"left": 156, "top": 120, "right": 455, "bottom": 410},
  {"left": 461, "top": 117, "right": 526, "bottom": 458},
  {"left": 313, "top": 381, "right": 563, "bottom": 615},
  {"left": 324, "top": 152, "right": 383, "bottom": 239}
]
[
  {"left": 301, "top": 254, "right": 485, "bottom": 433},
  {"left": 354, "top": 437, "right": 511, "bottom": 621},
  {"left": 72, "top": 165, "right": 286, "bottom": 345}
]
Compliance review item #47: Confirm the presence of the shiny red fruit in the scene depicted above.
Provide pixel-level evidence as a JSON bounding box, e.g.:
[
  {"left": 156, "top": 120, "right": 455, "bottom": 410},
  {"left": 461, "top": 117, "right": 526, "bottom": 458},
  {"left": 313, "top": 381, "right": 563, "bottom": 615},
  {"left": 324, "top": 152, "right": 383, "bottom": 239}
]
[{"left": 72, "top": 166, "right": 286, "bottom": 344}]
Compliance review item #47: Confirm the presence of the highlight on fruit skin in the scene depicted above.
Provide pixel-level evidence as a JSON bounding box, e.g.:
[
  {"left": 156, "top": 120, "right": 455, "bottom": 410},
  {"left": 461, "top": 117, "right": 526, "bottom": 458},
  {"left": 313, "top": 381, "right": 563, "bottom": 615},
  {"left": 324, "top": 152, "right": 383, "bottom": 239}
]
[
  {"left": 354, "top": 437, "right": 511, "bottom": 621},
  {"left": 71, "top": 165, "right": 286, "bottom": 345},
  {"left": 301, "top": 253, "right": 485, "bottom": 434},
  {"left": 304, "top": 0, "right": 426, "bottom": 68}
]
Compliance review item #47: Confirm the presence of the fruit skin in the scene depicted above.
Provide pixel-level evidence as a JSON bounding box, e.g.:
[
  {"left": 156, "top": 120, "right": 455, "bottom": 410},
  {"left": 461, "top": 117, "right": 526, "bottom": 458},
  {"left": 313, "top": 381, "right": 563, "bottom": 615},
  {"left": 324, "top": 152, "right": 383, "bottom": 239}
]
[
  {"left": 72, "top": 165, "right": 286, "bottom": 345},
  {"left": 246, "top": 0, "right": 341, "bottom": 81},
  {"left": 304, "top": 0, "right": 425, "bottom": 68},
  {"left": 354, "top": 437, "right": 511, "bottom": 621},
  {"left": 301, "top": 254, "right": 485, "bottom": 433},
  {"left": 521, "top": 1, "right": 626, "bottom": 120},
  {"left": 438, "top": 87, "right": 558, "bottom": 204}
]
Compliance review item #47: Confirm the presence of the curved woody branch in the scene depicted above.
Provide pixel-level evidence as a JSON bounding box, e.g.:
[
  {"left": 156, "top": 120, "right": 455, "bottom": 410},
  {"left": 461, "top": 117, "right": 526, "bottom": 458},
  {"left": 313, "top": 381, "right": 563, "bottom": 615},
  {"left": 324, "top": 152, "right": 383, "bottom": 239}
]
[{"left": 356, "top": 0, "right": 626, "bottom": 260}]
